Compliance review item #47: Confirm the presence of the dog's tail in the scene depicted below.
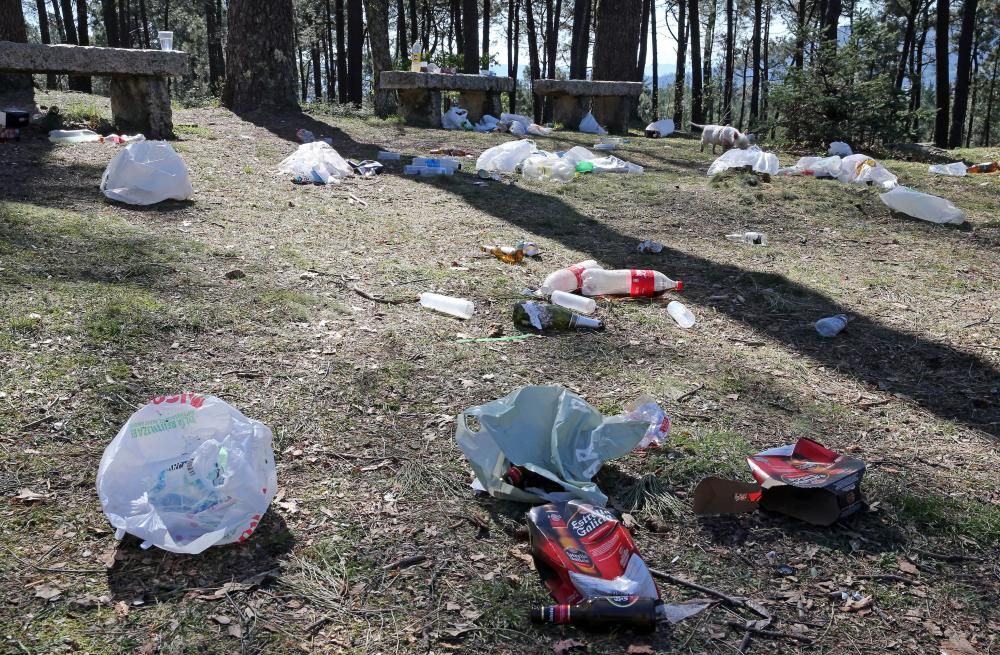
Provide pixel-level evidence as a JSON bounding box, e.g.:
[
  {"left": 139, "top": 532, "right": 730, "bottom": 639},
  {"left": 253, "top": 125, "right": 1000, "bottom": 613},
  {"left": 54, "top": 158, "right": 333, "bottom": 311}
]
[{"left": 690, "top": 122, "right": 705, "bottom": 132}]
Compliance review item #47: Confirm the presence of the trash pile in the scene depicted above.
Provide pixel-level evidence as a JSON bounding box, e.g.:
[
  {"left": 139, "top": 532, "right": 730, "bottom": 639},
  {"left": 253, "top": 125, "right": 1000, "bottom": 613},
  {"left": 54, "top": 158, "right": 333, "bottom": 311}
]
[
  {"left": 49, "top": 129, "right": 145, "bottom": 144},
  {"left": 278, "top": 141, "right": 354, "bottom": 184},
  {"left": 475, "top": 139, "right": 644, "bottom": 181},
  {"left": 706, "top": 146, "right": 779, "bottom": 176},
  {"left": 775, "top": 153, "right": 898, "bottom": 189}
]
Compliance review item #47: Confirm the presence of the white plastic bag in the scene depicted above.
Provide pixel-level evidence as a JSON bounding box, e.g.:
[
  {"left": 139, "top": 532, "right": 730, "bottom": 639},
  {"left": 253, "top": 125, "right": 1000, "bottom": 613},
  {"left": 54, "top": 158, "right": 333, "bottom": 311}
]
[
  {"left": 277, "top": 141, "right": 353, "bottom": 184},
  {"left": 560, "top": 146, "right": 598, "bottom": 165},
  {"left": 100, "top": 141, "right": 194, "bottom": 205},
  {"left": 880, "top": 186, "right": 966, "bottom": 224},
  {"left": 509, "top": 120, "right": 527, "bottom": 136},
  {"left": 96, "top": 394, "right": 277, "bottom": 554},
  {"left": 828, "top": 141, "right": 853, "bottom": 157},
  {"left": 590, "top": 155, "right": 644, "bottom": 174},
  {"left": 442, "top": 107, "right": 472, "bottom": 130},
  {"left": 579, "top": 111, "right": 608, "bottom": 135},
  {"left": 500, "top": 112, "right": 533, "bottom": 128},
  {"left": 474, "top": 114, "right": 500, "bottom": 132},
  {"left": 929, "top": 162, "right": 968, "bottom": 176},
  {"left": 806, "top": 155, "right": 842, "bottom": 177},
  {"left": 838, "top": 153, "right": 898, "bottom": 189},
  {"left": 644, "top": 119, "right": 675, "bottom": 137},
  {"left": 476, "top": 138, "right": 538, "bottom": 173},
  {"left": 49, "top": 129, "right": 102, "bottom": 144},
  {"left": 707, "top": 145, "right": 779, "bottom": 176},
  {"left": 620, "top": 396, "right": 671, "bottom": 449},
  {"left": 527, "top": 123, "right": 553, "bottom": 136}
]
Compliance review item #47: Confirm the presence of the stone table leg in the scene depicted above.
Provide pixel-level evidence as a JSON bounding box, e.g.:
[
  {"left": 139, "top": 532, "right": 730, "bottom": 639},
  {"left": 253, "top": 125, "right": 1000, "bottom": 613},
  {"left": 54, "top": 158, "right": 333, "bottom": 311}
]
[
  {"left": 110, "top": 75, "right": 175, "bottom": 139},
  {"left": 397, "top": 88, "right": 442, "bottom": 127},
  {"left": 483, "top": 91, "right": 503, "bottom": 120},
  {"left": 552, "top": 94, "right": 588, "bottom": 129},
  {"left": 458, "top": 90, "right": 487, "bottom": 123},
  {"left": 591, "top": 95, "right": 631, "bottom": 135}
]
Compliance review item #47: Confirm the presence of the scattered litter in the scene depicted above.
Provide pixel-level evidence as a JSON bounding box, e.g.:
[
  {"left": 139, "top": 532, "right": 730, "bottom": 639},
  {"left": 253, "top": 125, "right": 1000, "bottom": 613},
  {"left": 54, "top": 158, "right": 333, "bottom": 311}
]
[
  {"left": 413, "top": 155, "right": 461, "bottom": 170},
  {"left": 442, "top": 107, "right": 473, "bottom": 130},
  {"left": 101, "top": 141, "right": 194, "bottom": 205},
  {"left": 838, "top": 154, "right": 897, "bottom": 189},
  {"left": 693, "top": 437, "right": 866, "bottom": 525},
  {"left": 404, "top": 164, "right": 453, "bottom": 176},
  {"left": 277, "top": 141, "right": 353, "bottom": 184},
  {"left": 377, "top": 150, "right": 401, "bottom": 160},
  {"left": 474, "top": 114, "right": 500, "bottom": 132},
  {"left": 644, "top": 119, "right": 675, "bottom": 138},
  {"left": 523, "top": 156, "right": 576, "bottom": 182},
  {"left": 513, "top": 300, "right": 604, "bottom": 331},
  {"left": 540, "top": 260, "right": 602, "bottom": 294},
  {"left": 350, "top": 160, "right": 383, "bottom": 177},
  {"left": 967, "top": 161, "right": 998, "bottom": 174},
  {"left": 667, "top": 300, "right": 696, "bottom": 328},
  {"left": 593, "top": 142, "right": 616, "bottom": 150},
  {"left": 777, "top": 564, "right": 795, "bottom": 576},
  {"left": 456, "top": 385, "right": 650, "bottom": 505},
  {"left": 620, "top": 395, "right": 671, "bottom": 448},
  {"left": 828, "top": 141, "right": 853, "bottom": 157},
  {"left": 929, "top": 162, "right": 967, "bottom": 176},
  {"left": 476, "top": 138, "right": 538, "bottom": 173},
  {"left": 419, "top": 292, "right": 474, "bottom": 319},
  {"left": 879, "top": 186, "right": 965, "bottom": 224},
  {"left": 481, "top": 244, "right": 525, "bottom": 264},
  {"left": 49, "top": 129, "right": 101, "bottom": 143},
  {"left": 815, "top": 314, "right": 849, "bottom": 337},
  {"left": 550, "top": 290, "right": 596, "bottom": 315},
  {"left": 707, "top": 146, "right": 779, "bottom": 176},
  {"left": 589, "top": 155, "right": 644, "bottom": 174},
  {"left": 726, "top": 231, "right": 767, "bottom": 245},
  {"left": 520, "top": 240, "right": 541, "bottom": 257},
  {"left": 581, "top": 269, "right": 682, "bottom": 297},
  {"left": 97, "top": 394, "right": 277, "bottom": 554},
  {"left": 430, "top": 147, "right": 471, "bottom": 156},
  {"left": 579, "top": 111, "right": 608, "bottom": 135}
]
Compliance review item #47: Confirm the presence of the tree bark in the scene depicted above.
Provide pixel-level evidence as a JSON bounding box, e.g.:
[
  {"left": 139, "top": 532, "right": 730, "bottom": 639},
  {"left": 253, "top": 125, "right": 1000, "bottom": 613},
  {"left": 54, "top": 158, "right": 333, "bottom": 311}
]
[
  {"left": 35, "top": 0, "right": 58, "bottom": 88},
  {"left": 526, "top": 0, "right": 542, "bottom": 121},
  {"left": 312, "top": 42, "right": 323, "bottom": 100},
  {"left": 702, "top": 0, "right": 715, "bottom": 121},
  {"left": 482, "top": 0, "right": 489, "bottom": 64},
  {"left": 206, "top": 0, "right": 226, "bottom": 94},
  {"left": 569, "top": 0, "right": 591, "bottom": 79},
  {"left": 965, "top": 42, "right": 978, "bottom": 147},
  {"left": 0, "top": 0, "right": 31, "bottom": 90},
  {"left": 51, "top": 0, "right": 66, "bottom": 42},
  {"left": 636, "top": 0, "right": 650, "bottom": 81},
  {"left": 749, "top": 0, "right": 761, "bottom": 129},
  {"left": 138, "top": 0, "right": 150, "bottom": 47},
  {"left": 347, "top": 0, "right": 363, "bottom": 106},
  {"left": 650, "top": 0, "right": 657, "bottom": 119},
  {"left": 162, "top": 0, "right": 168, "bottom": 30},
  {"left": 933, "top": 0, "right": 950, "bottom": 147},
  {"left": 463, "top": 0, "right": 479, "bottom": 72},
  {"left": 895, "top": 0, "right": 918, "bottom": 92},
  {"left": 794, "top": 0, "right": 806, "bottom": 69},
  {"left": 336, "top": 0, "right": 348, "bottom": 102},
  {"left": 593, "top": 0, "right": 642, "bottom": 81},
  {"left": 117, "top": 0, "right": 128, "bottom": 47},
  {"left": 823, "top": 0, "right": 840, "bottom": 43},
  {"left": 59, "top": 0, "right": 76, "bottom": 44},
  {"left": 365, "top": 0, "right": 396, "bottom": 116},
  {"left": 722, "top": 0, "right": 734, "bottom": 123},
  {"left": 325, "top": 0, "right": 336, "bottom": 99},
  {"left": 71, "top": 0, "right": 92, "bottom": 91},
  {"left": 948, "top": 0, "right": 977, "bottom": 147},
  {"left": 672, "top": 0, "right": 687, "bottom": 126},
  {"left": 509, "top": 0, "right": 520, "bottom": 112},
  {"left": 409, "top": 0, "right": 417, "bottom": 41},
  {"left": 761, "top": 0, "right": 770, "bottom": 124},
  {"left": 396, "top": 0, "right": 406, "bottom": 58},
  {"left": 100, "top": 0, "right": 119, "bottom": 46},
  {"left": 911, "top": 0, "right": 929, "bottom": 134},
  {"left": 688, "top": 0, "right": 703, "bottom": 123},
  {"left": 223, "top": 0, "right": 300, "bottom": 111}
]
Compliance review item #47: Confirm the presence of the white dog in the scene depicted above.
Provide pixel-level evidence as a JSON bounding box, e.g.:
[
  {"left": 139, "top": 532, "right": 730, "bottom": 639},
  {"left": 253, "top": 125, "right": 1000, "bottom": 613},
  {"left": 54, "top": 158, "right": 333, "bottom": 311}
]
[{"left": 691, "top": 123, "right": 751, "bottom": 153}]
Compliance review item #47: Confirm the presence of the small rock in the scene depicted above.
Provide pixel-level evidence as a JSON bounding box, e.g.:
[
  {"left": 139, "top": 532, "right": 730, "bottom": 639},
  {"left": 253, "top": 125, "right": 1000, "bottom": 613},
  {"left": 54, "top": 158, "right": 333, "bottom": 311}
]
[
  {"left": 225, "top": 269, "right": 246, "bottom": 280},
  {"left": 777, "top": 563, "right": 795, "bottom": 576}
]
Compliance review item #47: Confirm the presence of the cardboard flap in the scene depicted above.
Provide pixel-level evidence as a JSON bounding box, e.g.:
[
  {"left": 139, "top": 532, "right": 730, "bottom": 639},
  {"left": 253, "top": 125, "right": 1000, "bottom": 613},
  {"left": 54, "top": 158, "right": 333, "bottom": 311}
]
[
  {"left": 759, "top": 485, "right": 843, "bottom": 526},
  {"left": 692, "top": 477, "right": 761, "bottom": 515}
]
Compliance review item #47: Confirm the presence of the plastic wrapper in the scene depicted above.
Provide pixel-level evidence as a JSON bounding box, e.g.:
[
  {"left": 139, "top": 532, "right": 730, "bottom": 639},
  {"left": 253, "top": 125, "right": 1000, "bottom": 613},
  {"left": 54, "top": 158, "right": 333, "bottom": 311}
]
[
  {"left": 277, "top": 141, "right": 353, "bottom": 184},
  {"left": 101, "top": 141, "right": 194, "bottom": 205}
]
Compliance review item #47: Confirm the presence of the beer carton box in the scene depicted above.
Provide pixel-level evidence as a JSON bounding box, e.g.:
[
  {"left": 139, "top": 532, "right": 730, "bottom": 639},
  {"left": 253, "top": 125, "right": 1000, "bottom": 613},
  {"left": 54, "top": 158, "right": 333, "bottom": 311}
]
[{"left": 693, "top": 437, "right": 866, "bottom": 526}]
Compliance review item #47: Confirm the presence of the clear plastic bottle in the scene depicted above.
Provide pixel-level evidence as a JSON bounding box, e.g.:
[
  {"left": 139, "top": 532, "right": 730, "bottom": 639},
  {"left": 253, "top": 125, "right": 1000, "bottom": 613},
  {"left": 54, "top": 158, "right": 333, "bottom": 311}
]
[
  {"left": 540, "top": 260, "right": 602, "bottom": 294},
  {"left": 420, "top": 293, "right": 474, "bottom": 319},
  {"left": 815, "top": 314, "right": 849, "bottom": 337},
  {"left": 667, "top": 301, "right": 696, "bottom": 328},
  {"left": 523, "top": 158, "right": 575, "bottom": 182},
  {"left": 581, "top": 269, "right": 683, "bottom": 297},
  {"left": 550, "top": 290, "right": 597, "bottom": 315},
  {"left": 726, "top": 231, "right": 768, "bottom": 245}
]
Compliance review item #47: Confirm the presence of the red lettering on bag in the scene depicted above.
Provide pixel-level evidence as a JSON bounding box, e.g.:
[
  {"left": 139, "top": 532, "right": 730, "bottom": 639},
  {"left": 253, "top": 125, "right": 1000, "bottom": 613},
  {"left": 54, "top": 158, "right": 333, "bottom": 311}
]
[{"left": 150, "top": 392, "right": 206, "bottom": 408}]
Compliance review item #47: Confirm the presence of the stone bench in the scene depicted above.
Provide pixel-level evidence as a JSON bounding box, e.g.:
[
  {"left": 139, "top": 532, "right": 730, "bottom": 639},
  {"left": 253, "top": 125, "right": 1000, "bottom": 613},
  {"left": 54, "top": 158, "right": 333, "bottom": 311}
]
[
  {"left": 0, "top": 42, "right": 187, "bottom": 139},
  {"left": 379, "top": 71, "right": 514, "bottom": 127},
  {"left": 533, "top": 79, "right": 643, "bottom": 135}
]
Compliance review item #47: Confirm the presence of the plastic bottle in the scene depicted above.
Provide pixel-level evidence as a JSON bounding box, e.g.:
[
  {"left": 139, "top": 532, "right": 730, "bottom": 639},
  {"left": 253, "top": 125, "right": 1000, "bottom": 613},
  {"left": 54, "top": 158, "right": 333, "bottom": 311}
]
[
  {"left": 409, "top": 42, "right": 424, "bottom": 72},
  {"left": 530, "top": 596, "right": 657, "bottom": 632},
  {"left": 667, "top": 301, "right": 696, "bottom": 328},
  {"left": 523, "top": 158, "right": 575, "bottom": 182},
  {"left": 413, "top": 156, "right": 460, "bottom": 170},
  {"left": 48, "top": 129, "right": 101, "bottom": 144},
  {"left": 815, "top": 314, "right": 848, "bottom": 337},
  {"left": 581, "top": 269, "right": 682, "bottom": 297},
  {"left": 540, "top": 260, "right": 602, "bottom": 294},
  {"left": 419, "top": 293, "right": 474, "bottom": 319},
  {"left": 551, "top": 290, "right": 597, "bottom": 315},
  {"left": 726, "top": 231, "right": 768, "bottom": 245},
  {"left": 377, "top": 151, "right": 401, "bottom": 160},
  {"left": 967, "top": 161, "right": 999, "bottom": 174},
  {"left": 513, "top": 301, "right": 604, "bottom": 331},
  {"left": 481, "top": 244, "right": 524, "bottom": 264}
]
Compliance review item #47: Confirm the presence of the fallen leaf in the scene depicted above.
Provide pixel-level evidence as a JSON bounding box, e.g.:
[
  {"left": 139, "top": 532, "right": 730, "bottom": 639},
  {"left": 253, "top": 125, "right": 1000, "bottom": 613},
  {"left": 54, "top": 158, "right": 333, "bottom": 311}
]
[
  {"left": 441, "top": 623, "right": 474, "bottom": 638},
  {"left": 923, "top": 620, "right": 944, "bottom": 637},
  {"left": 98, "top": 546, "right": 118, "bottom": 568},
  {"left": 627, "top": 646, "right": 654, "bottom": 654},
  {"left": 34, "top": 584, "right": 62, "bottom": 601},
  {"left": 553, "top": 638, "right": 587, "bottom": 655},
  {"left": 445, "top": 602, "right": 461, "bottom": 611},
  {"left": 210, "top": 615, "right": 232, "bottom": 625},
  {"left": 940, "top": 634, "right": 979, "bottom": 655},
  {"left": 14, "top": 488, "right": 50, "bottom": 503},
  {"left": 508, "top": 546, "right": 535, "bottom": 567},
  {"left": 135, "top": 642, "right": 157, "bottom": 655},
  {"left": 114, "top": 600, "right": 129, "bottom": 618},
  {"left": 897, "top": 558, "right": 919, "bottom": 575},
  {"left": 227, "top": 624, "right": 243, "bottom": 639},
  {"left": 460, "top": 609, "right": 483, "bottom": 621},
  {"left": 842, "top": 595, "right": 873, "bottom": 612}
]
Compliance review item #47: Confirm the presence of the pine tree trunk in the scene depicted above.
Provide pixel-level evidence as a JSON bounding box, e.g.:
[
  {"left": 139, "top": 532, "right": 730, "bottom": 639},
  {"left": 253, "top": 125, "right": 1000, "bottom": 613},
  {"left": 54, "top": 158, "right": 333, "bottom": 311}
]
[
  {"left": 223, "top": 0, "right": 299, "bottom": 111},
  {"left": 543, "top": 0, "right": 561, "bottom": 121},
  {"left": 409, "top": 0, "right": 417, "bottom": 41},
  {"left": 59, "top": 0, "right": 76, "bottom": 43},
  {"left": 509, "top": 0, "right": 520, "bottom": 112},
  {"left": 650, "top": 0, "right": 657, "bottom": 119},
  {"left": 325, "top": 0, "right": 336, "bottom": 98},
  {"left": 482, "top": 0, "right": 489, "bottom": 64},
  {"left": 981, "top": 56, "right": 998, "bottom": 146},
  {"left": 117, "top": 0, "right": 128, "bottom": 47},
  {"left": 396, "top": 0, "right": 406, "bottom": 58},
  {"left": 911, "top": 1, "right": 929, "bottom": 134},
  {"left": 138, "top": 0, "right": 150, "bottom": 47},
  {"left": 347, "top": 0, "right": 364, "bottom": 106},
  {"left": 794, "top": 0, "right": 806, "bottom": 69},
  {"left": 593, "top": 0, "right": 642, "bottom": 81},
  {"left": 569, "top": 0, "right": 590, "bottom": 79},
  {"left": 895, "top": 0, "right": 918, "bottom": 92},
  {"left": 688, "top": 0, "right": 703, "bottom": 123},
  {"left": 526, "top": 0, "right": 542, "bottom": 121},
  {"left": 462, "top": 0, "right": 478, "bottom": 72},
  {"left": 35, "top": 0, "right": 58, "bottom": 88},
  {"left": 760, "top": 0, "right": 770, "bottom": 123},
  {"left": 365, "top": 0, "right": 397, "bottom": 116},
  {"left": 453, "top": 0, "right": 464, "bottom": 55},
  {"left": 948, "top": 0, "right": 977, "bottom": 147},
  {"left": 336, "top": 0, "right": 348, "bottom": 102},
  {"left": 0, "top": 0, "right": 31, "bottom": 90},
  {"left": 933, "top": 0, "right": 950, "bottom": 147},
  {"left": 702, "top": 0, "right": 715, "bottom": 121},
  {"left": 72, "top": 0, "right": 92, "bottom": 91},
  {"left": 312, "top": 42, "right": 323, "bottom": 100},
  {"left": 51, "top": 0, "right": 66, "bottom": 42},
  {"left": 636, "top": 0, "right": 650, "bottom": 81},
  {"left": 101, "top": 0, "right": 119, "bottom": 46},
  {"left": 738, "top": 39, "right": 749, "bottom": 129},
  {"left": 722, "top": 0, "right": 733, "bottom": 123},
  {"left": 672, "top": 0, "right": 687, "bottom": 126},
  {"left": 965, "top": 45, "right": 978, "bottom": 147},
  {"left": 749, "top": 0, "right": 761, "bottom": 129},
  {"left": 824, "top": 0, "right": 840, "bottom": 43},
  {"left": 162, "top": 0, "right": 168, "bottom": 29}
]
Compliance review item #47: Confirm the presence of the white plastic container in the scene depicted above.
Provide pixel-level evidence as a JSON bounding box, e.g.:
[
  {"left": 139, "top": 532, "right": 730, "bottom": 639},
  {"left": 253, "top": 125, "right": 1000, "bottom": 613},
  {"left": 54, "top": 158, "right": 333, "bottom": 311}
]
[
  {"left": 726, "top": 231, "right": 768, "bottom": 245},
  {"left": 815, "top": 314, "right": 848, "bottom": 337},
  {"left": 404, "top": 165, "right": 453, "bottom": 176},
  {"left": 377, "top": 151, "right": 401, "bottom": 160},
  {"left": 879, "top": 186, "right": 965, "bottom": 224},
  {"left": 551, "top": 290, "right": 597, "bottom": 315},
  {"left": 540, "top": 260, "right": 602, "bottom": 294},
  {"left": 48, "top": 129, "right": 101, "bottom": 144},
  {"left": 667, "top": 301, "right": 696, "bottom": 328},
  {"left": 419, "top": 293, "right": 474, "bottom": 319},
  {"left": 158, "top": 31, "right": 173, "bottom": 51},
  {"left": 581, "top": 269, "right": 682, "bottom": 297}
]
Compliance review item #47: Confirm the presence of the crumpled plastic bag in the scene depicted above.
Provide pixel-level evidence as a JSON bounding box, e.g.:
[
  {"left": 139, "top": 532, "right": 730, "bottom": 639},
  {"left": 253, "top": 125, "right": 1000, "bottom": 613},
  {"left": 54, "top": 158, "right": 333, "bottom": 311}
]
[
  {"left": 96, "top": 394, "right": 277, "bottom": 554},
  {"left": 560, "top": 146, "right": 598, "bottom": 165},
  {"left": 277, "top": 141, "right": 353, "bottom": 184},
  {"left": 880, "top": 186, "right": 966, "bottom": 224},
  {"left": 474, "top": 114, "right": 500, "bottom": 132},
  {"left": 620, "top": 395, "right": 671, "bottom": 448},
  {"left": 501, "top": 112, "right": 533, "bottom": 128},
  {"left": 442, "top": 106, "right": 473, "bottom": 130},
  {"left": 929, "top": 162, "right": 968, "bottom": 176},
  {"left": 455, "top": 385, "right": 649, "bottom": 505},
  {"left": 100, "top": 141, "right": 194, "bottom": 205},
  {"left": 590, "top": 155, "right": 644, "bottom": 174},
  {"left": 838, "top": 153, "right": 897, "bottom": 189},
  {"left": 828, "top": 141, "right": 853, "bottom": 157},
  {"left": 527, "top": 123, "right": 553, "bottom": 136},
  {"left": 579, "top": 111, "right": 608, "bottom": 135},
  {"left": 476, "top": 138, "right": 538, "bottom": 173},
  {"left": 645, "top": 118, "right": 675, "bottom": 137},
  {"left": 509, "top": 121, "right": 527, "bottom": 135},
  {"left": 707, "top": 145, "right": 779, "bottom": 176}
]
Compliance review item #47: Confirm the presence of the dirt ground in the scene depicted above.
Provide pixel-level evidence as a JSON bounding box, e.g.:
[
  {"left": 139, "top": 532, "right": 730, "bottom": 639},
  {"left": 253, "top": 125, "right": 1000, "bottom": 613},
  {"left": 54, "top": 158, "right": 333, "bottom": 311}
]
[{"left": 1, "top": 90, "right": 998, "bottom": 655}]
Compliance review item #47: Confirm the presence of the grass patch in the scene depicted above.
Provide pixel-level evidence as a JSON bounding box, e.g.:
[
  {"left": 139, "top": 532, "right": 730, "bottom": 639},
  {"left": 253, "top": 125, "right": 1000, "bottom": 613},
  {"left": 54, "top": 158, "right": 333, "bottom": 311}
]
[
  {"left": 61, "top": 101, "right": 111, "bottom": 131},
  {"left": 174, "top": 124, "right": 218, "bottom": 139},
  {"left": 666, "top": 429, "right": 754, "bottom": 488},
  {"left": 890, "top": 491, "right": 1000, "bottom": 544},
  {"left": 83, "top": 288, "right": 164, "bottom": 341}
]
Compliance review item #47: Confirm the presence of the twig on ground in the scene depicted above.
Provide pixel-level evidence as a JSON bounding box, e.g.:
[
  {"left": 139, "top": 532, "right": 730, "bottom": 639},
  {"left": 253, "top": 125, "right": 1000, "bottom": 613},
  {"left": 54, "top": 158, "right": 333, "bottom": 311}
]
[
  {"left": 738, "top": 631, "right": 753, "bottom": 653},
  {"left": 676, "top": 384, "right": 704, "bottom": 402},
  {"left": 19, "top": 415, "right": 55, "bottom": 431},
  {"left": 382, "top": 554, "right": 427, "bottom": 571},
  {"left": 305, "top": 615, "right": 332, "bottom": 633},
  {"left": 912, "top": 548, "right": 979, "bottom": 562},
  {"left": 856, "top": 574, "right": 915, "bottom": 584},
  {"left": 962, "top": 315, "right": 991, "bottom": 328},
  {"left": 649, "top": 568, "right": 770, "bottom": 619},
  {"left": 723, "top": 621, "right": 813, "bottom": 643},
  {"left": 352, "top": 285, "right": 412, "bottom": 305}
]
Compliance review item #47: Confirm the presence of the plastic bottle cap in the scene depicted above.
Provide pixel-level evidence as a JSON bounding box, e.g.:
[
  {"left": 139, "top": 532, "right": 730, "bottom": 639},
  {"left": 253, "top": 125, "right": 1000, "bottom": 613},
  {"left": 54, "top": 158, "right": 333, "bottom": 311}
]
[{"left": 675, "top": 280, "right": 684, "bottom": 291}]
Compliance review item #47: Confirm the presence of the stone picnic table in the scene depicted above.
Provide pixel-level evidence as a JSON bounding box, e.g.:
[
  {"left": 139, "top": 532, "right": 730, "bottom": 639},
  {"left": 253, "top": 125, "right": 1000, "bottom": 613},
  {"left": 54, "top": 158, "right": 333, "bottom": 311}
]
[
  {"left": 533, "top": 79, "right": 643, "bottom": 135},
  {"left": 379, "top": 71, "right": 514, "bottom": 127},
  {"left": 0, "top": 42, "right": 187, "bottom": 139}
]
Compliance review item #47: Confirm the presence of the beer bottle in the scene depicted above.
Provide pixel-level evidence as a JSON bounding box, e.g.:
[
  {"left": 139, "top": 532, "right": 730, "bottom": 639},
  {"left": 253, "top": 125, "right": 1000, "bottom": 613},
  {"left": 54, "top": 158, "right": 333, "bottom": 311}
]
[
  {"left": 503, "top": 465, "right": 565, "bottom": 493},
  {"left": 967, "top": 161, "right": 999, "bottom": 174},
  {"left": 512, "top": 301, "right": 604, "bottom": 331},
  {"left": 530, "top": 596, "right": 657, "bottom": 632},
  {"left": 481, "top": 244, "right": 525, "bottom": 264}
]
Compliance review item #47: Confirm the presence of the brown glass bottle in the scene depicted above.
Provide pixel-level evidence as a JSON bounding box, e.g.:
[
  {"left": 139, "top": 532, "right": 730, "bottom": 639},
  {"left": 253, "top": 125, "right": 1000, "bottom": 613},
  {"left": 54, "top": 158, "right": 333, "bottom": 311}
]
[
  {"left": 503, "top": 465, "right": 565, "bottom": 494},
  {"left": 481, "top": 245, "right": 525, "bottom": 264},
  {"left": 530, "top": 595, "right": 657, "bottom": 632},
  {"left": 967, "top": 161, "right": 999, "bottom": 174}
]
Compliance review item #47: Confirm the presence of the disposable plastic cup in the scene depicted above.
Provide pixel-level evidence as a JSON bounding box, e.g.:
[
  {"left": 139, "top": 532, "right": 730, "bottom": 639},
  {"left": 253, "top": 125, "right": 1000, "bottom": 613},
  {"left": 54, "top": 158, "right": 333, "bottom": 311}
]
[
  {"left": 158, "top": 31, "right": 173, "bottom": 51},
  {"left": 667, "top": 301, "right": 696, "bottom": 328},
  {"left": 420, "top": 293, "right": 474, "bottom": 319},
  {"left": 551, "top": 290, "right": 597, "bottom": 315}
]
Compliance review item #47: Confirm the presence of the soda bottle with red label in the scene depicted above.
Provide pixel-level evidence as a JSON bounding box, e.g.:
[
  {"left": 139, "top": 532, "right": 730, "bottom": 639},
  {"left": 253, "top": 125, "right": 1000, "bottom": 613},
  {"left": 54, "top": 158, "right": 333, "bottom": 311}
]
[{"left": 580, "top": 269, "right": 682, "bottom": 297}]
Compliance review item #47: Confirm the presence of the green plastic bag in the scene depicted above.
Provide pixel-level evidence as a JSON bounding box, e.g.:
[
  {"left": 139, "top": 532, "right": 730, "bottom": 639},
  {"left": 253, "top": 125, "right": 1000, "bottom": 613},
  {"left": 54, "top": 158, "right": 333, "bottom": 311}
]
[{"left": 455, "top": 385, "right": 648, "bottom": 506}]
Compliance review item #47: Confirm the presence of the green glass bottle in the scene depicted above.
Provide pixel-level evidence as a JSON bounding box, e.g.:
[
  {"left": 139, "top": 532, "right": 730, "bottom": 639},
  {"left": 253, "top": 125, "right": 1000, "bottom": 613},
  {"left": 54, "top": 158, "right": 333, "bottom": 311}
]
[{"left": 512, "top": 301, "right": 604, "bottom": 331}]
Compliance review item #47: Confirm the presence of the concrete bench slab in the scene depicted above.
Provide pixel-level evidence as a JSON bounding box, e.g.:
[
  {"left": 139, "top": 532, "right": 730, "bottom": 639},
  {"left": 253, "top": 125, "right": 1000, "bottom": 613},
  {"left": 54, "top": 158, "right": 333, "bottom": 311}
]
[
  {"left": 0, "top": 42, "right": 187, "bottom": 139},
  {"left": 532, "top": 78, "right": 643, "bottom": 135},
  {"left": 379, "top": 71, "right": 514, "bottom": 125}
]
